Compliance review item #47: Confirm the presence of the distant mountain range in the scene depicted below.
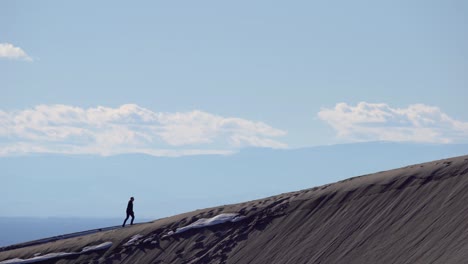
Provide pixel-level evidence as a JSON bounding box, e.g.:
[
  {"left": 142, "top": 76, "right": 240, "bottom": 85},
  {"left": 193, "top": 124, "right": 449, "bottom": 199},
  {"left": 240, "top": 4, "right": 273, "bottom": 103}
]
[{"left": 1, "top": 142, "right": 467, "bottom": 246}]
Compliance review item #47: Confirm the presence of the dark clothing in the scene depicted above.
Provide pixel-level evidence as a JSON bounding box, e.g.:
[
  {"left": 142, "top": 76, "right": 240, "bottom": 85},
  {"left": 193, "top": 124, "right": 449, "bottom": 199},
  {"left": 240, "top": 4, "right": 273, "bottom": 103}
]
[
  {"left": 126, "top": 200, "right": 133, "bottom": 213},
  {"left": 123, "top": 211, "right": 134, "bottom": 227},
  {"left": 122, "top": 199, "right": 135, "bottom": 227}
]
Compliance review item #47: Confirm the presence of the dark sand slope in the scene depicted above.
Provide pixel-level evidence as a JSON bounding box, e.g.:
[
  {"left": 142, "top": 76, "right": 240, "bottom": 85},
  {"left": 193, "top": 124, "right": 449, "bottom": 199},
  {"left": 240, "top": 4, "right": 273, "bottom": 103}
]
[{"left": 2, "top": 155, "right": 468, "bottom": 264}]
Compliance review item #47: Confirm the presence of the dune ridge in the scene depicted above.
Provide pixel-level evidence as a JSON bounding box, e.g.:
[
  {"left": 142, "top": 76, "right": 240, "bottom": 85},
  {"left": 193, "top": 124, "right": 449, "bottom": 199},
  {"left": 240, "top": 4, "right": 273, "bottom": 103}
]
[{"left": 1, "top": 155, "right": 468, "bottom": 264}]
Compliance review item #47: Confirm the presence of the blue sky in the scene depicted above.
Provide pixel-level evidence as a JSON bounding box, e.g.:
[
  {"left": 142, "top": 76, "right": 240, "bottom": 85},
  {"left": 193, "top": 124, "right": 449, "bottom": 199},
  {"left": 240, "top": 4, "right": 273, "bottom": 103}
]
[
  {"left": 1, "top": 0, "right": 468, "bottom": 155},
  {"left": 1, "top": 1, "right": 468, "bottom": 222}
]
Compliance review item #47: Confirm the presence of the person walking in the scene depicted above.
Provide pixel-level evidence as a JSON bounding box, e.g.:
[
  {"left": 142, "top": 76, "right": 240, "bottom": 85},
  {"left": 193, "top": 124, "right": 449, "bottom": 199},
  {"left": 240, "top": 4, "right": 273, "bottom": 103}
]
[{"left": 122, "top": 197, "right": 135, "bottom": 227}]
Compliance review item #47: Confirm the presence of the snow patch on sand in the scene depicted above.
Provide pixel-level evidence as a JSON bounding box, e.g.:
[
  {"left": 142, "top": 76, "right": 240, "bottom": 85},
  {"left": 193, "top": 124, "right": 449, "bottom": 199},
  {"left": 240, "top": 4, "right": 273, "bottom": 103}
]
[
  {"left": 123, "top": 234, "right": 144, "bottom": 246},
  {"left": 174, "top": 213, "right": 245, "bottom": 234},
  {"left": 0, "top": 242, "right": 113, "bottom": 264},
  {"left": 82, "top": 241, "right": 113, "bottom": 252}
]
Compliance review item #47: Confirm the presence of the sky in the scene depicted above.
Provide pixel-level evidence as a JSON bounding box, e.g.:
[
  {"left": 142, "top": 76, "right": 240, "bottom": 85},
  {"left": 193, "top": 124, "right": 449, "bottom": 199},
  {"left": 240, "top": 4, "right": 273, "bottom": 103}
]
[
  {"left": 1, "top": 0, "right": 468, "bottom": 156},
  {"left": 1, "top": 1, "right": 468, "bottom": 224}
]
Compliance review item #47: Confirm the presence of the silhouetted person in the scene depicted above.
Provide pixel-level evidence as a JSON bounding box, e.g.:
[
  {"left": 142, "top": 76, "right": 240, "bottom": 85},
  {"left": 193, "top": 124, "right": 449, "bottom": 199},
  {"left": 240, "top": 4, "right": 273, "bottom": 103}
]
[{"left": 122, "top": 197, "right": 135, "bottom": 227}]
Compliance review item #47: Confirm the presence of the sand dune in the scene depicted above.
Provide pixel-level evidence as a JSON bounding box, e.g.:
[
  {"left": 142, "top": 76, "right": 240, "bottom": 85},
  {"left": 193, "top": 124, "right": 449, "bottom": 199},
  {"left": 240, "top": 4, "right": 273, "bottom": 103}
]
[{"left": 1, "top": 155, "right": 468, "bottom": 264}]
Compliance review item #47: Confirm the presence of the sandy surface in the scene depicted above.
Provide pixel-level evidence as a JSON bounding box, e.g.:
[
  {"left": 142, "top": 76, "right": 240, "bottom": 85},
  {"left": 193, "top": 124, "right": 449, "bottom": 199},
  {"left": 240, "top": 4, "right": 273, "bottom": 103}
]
[{"left": 1, "top": 155, "right": 468, "bottom": 264}]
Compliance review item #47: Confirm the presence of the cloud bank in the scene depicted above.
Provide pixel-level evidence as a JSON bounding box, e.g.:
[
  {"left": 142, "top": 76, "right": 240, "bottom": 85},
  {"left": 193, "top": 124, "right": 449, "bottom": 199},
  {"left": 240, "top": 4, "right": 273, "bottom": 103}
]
[
  {"left": 0, "top": 104, "right": 287, "bottom": 157},
  {"left": 318, "top": 102, "right": 468, "bottom": 143},
  {"left": 0, "top": 43, "right": 33, "bottom": 61}
]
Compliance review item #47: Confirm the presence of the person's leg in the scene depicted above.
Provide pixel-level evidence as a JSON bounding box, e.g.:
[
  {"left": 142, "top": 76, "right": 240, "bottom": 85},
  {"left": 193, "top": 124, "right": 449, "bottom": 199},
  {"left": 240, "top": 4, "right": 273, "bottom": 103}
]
[
  {"left": 122, "top": 213, "right": 130, "bottom": 227},
  {"left": 130, "top": 212, "right": 135, "bottom": 225}
]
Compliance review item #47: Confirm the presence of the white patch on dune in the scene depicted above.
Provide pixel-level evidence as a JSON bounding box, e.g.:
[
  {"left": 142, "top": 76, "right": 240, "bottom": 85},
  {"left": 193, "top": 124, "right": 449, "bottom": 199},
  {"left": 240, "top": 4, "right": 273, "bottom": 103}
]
[
  {"left": 174, "top": 213, "right": 245, "bottom": 234},
  {"left": 81, "top": 241, "right": 113, "bottom": 252},
  {"left": 123, "top": 234, "right": 144, "bottom": 246},
  {"left": 0, "top": 242, "right": 113, "bottom": 264}
]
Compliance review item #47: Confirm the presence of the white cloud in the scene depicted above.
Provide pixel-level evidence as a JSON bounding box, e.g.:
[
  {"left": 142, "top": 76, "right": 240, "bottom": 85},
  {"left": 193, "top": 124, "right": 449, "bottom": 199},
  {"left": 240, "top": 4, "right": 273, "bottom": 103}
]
[
  {"left": 0, "top": 104, "right": 287, "bottom": 157},
  {"left": 318, "top": 102, "right": 468, "bottom": 143},
  {"left": 0, "top": 43, "right": 33, "bottom": 61}
]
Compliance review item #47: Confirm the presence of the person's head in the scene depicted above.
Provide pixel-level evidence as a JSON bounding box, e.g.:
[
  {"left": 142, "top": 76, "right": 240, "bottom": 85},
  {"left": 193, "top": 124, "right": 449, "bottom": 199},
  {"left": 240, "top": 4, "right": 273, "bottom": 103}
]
[{"left": 130, "top": 197, "right": 134, "bottom": 201}]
